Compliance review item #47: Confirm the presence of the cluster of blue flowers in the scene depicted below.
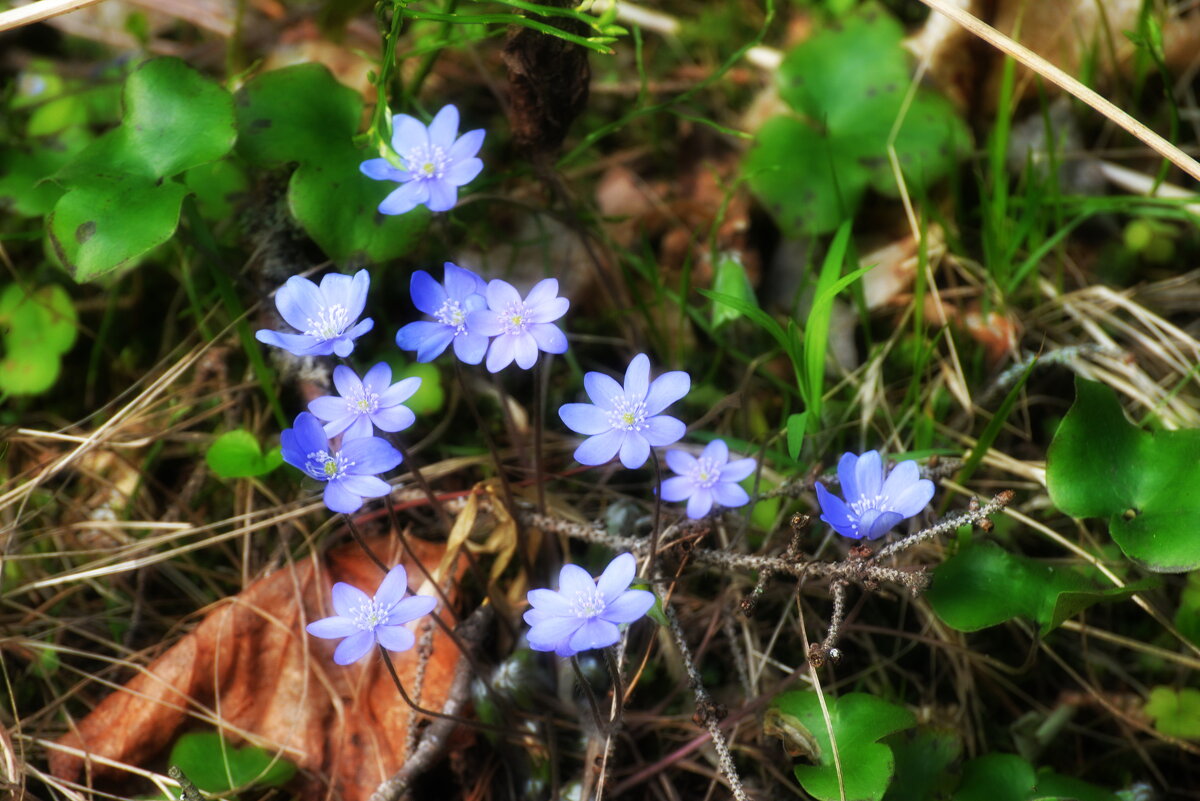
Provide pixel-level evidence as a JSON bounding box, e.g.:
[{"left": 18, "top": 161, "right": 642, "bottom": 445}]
[{"left": 251, "top": 103, "right": 939, "bottom": 666}]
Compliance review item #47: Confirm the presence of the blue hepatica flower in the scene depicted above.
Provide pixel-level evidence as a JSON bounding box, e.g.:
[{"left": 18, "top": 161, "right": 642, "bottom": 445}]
[
  {"left": 307, "top": 363, "right": 421, "bottom": 441},
  {"left": 360, "top": 104, "right": 485, "bottom": 216},
  {"left": 255, "top": 270, "right": 373, "bottom": 358},
  {"left": 395, "top": 262, "right": 490, "bottom": 364},
  {"left": 466, "top": 278, "right": 569, "bottom": 372},
  {"left": 306, "top": 564, "right": 437, "bottom": 665},
  {"left": 281, "top": 412, "right": 402, "bottom": 514},
  {"left": 559, "top": 353, "right": 690, "bottom": 469},
  {"left": 524, "top": 553, "right": 655, "bottom": 657},
  {"left": 815, "top": 450, "right": 935, "bottom": 540},
  {"left": 661, "top": 439, "right": 756, "bottom": 519}
]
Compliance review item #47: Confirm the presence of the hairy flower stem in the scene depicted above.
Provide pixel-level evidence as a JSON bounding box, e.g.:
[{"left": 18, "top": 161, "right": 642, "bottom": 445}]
[
  {"left": 344, "top": 515, "right": 389, "bottom": 573},
  {"left": 570, "top": 655, "right": 609, "bottom": 736},
  {"left": 648, "top": 449, "right": 665, "bottom": 574},
  {"left": 602, "top": 645, "right": 625, "bottom": 729},
  {"left": 391, "top": 438, "right": 452, "bottom": 534},
  {"left": 452, "top": 361, "right": 535, "bottom": 579},
  {"left": 378, "top": 646, "right": 537, "bottom": 741},
  {"left": 533, "top": 356, "right": 548, "bottom": 516}
]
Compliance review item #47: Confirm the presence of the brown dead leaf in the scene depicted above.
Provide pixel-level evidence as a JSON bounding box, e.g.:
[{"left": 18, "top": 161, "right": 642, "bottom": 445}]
[{"left": 50, "top": 534, "right": 467, "bottom": 801}]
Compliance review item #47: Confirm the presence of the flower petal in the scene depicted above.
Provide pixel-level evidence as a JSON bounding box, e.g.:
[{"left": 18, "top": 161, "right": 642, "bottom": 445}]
[
  {"left": 880, "top": 459, "right": 919, "bottom": 501},
  {"left": 409, "top": 270, "right": 448, "bottom": 316},
  {"left": 664, "top": 449, "right": 697, "bottom": 475},
  {"left": 720, "top": 457, "right": 757, "bottom": 483},
  {"left": 600, "top": 589, "right": 654, "bottom": 624},
  {"left": 340, "top": 437, "right": 403, "bottom": 475},
  {"left": 527, "top": 588, "right": 572, "bottom": 616},
  {"left": 452, "top": 331, "right": 489, "bottom": 364},
  {"left": 342, "top": 415, "right": 374, "bottom": 441},
  {"left": 485, "top": 279, "right": 522, "bottom": 311},
  {"left": 324, "top": 480, "right": 363, "bottom": 514},
  {"left": 320, "top": 414, "right": 357, "bottom": 439},
  {"left": 583, "top": 370, "right": 624, "bottom": 407},
  {"left": 524, "top": 278, "right": 559, "bottom": 309},
  {"left": 444, "top": 156, "right": 483, "bottom": 186},
  {"left": 308, "top": 395, "right": 348, "bottom": 424},
  {"left": 444, "top": 262, "right": 483, "bottom": 299},
  {"left": 380, "top": 375, "right": 421, "bottom": 406},
  {"left": 642, "top": 415, "right": 685, "bottom": 447},
  {"left": 371, "top": 405, "right": 416, "bottom": 433},
  {"left": 559, "top": 403, "right": 610, "bottom": 436},
  {"left": 333, "top": 630, "right": 375, "bottom": 665},
  {"left": 859, "top": 509, "right": 904, "bottom": 541},
  {"left": 702, "top": 439, "right": 729, "bottom": 464},
  {"left": 255, "top": 329, "right": 324, "bottom": 356},
  {"left": 425, "top": 178, "right": 458, "bottom": 212},
  {"left": 387, "top": 594, "right": 437, "bottom": 625},
  {"left": 275, "top": 274, "right": 325, "bottom": 332},
  {"left": 659, "top": 476, "right": 694, "bottom": 502},
  {"left": 686, "top": 489, "right": 713, "bottom": 519},
  {"left": 375, "top": 624, "right": 416, "bottom": 653},
  {"left": 618, "top": 431, "right": 650, "bottom": 469},
  {"left": 530, "top": 297, "right": 569, "bottom": 324},
  {"left": 888, "top": 477, "right": 935, "bottom": 518},
  {"left": 574, "top": 429, "right": 624, "bottom": 466},
  {"left": 465, "top": 309, "right": 503, "bottom": 336},
  {"left": 530, "top": 324, "right": 568, "bottom": 357},
  {"left": 485, "top": 333, "right": 516, "bottom": 372},
  {"left": 391, "top": 113, "right": 430, "bottom": 153},
  {"left": 557, "top": 563, "right": 596, "bottom": 598},
  {"left": 306, "top": 615, "right": 358, "bottom": 639},
  {"left": 360, "top": 158, "right": 406, "bottom": 182},
  {"left": 526, "top": 615, "right": 581, "bottom": 653},
  {"left": 712, "top": 482, "right": 750, "bottom": 509},
  {"left": 427, "top": 104, "right": 460, "bottom": 147},
  {"left": 568, "top": 618, "right": 620, "bottom": 653},
  {"left": 379, "top": 181, "right": 429, "bottom": 216},
  {"left": 623, "top": 353, "right": 650, "bottom": 401},
  {"left": 332, "top": 364, "right": 360, "bottom": 399},
  {"left": 331, "top": 581, "right": 370, "bottom": 618},
  {"left": 339, "top": 474, "right": 390, "bottom": 500},
  {"left": 854, "top": 450, "right": 884, "bottom": 499},
  {"left": 513, "top": 332, "right": 540, "bottom": 369},
  {"left": 291, "top": 412, "right": 329, "bottom": 454},
  {"left": 345, "top": 269, "right": 370, "bottom": 322},
  {"left": 644, "top": 371, "right": 690, "bottom": 415},
  {"left": 815, "top": 483, "right": 854, "bottom": 531},
  {"left": 596, "top": 553, "right": 636, "bottom": 604},
  {"left": 448, "top": 128, "right": 485, "bottom": 162},
  {"left": 414, "top": 325, "right": 456, "bottom": 363},
  {"left": 375, "top": 565, "right": 410, "bottom": 608}
]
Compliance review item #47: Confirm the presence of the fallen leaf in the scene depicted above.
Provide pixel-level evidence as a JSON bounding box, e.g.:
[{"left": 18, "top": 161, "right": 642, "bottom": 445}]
[{"left": 51, "top": 533, "right": 466, "bottom": 801}]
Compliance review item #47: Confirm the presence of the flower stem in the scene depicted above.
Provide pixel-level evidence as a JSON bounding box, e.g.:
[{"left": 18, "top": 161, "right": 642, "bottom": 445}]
[
  {"left": 647, "top": 449, "right": 665, "bottom": 576},
  {"left": 533, "top": 356, "right": 548, "bottom": 516},
  {"left": 344, "top": 514, "right": 389, "bottom": 574},
  {"left": 570, "top": 655, "right": 609, "bottom": 736},
  {"left": 602, "top": 645, "right": 625, "bottom": 728}
]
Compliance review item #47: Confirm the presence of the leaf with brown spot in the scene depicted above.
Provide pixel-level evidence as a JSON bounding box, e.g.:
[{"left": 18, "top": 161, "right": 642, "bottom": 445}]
[{"left": 50, "top": 535, "right": 467, "bottom": 801}]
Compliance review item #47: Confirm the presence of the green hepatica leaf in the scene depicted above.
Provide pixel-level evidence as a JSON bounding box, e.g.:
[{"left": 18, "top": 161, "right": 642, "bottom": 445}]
[
  {"left": 234, "top": 63, "right": 361, "bottom": 167},
  {"left": 290, "top": 144, "right": 430, "bottom": 263},
  {"left": 185, "top": 158, "right": 248, "bottom": 222},
  {"left": 1047, "top": 377, "right": 1200, "bottom": 572},
  {"left": 119, "top": 58, "right": 236, "bottom": 176},
  {"left": 745, "top": 115, "right": 868, "bottom": 236},
  {"left": 50, "top": 177, "right": 188, "bottom": 282},
  {"left": 1032, "top": 769, "right": 1120, "bottom": 801},
  {"left": 952, "top": 754, "right": 1035, "bottom": 801},
  {"left": 206, "top": 430, "right": 284, "bottom": 479},
  {"left": 770, "top": 690, "right": 916, "bottom": 801},
  {"left": 926, "top": 540, "right": 1156, "bottom": 635},
  {"left": 883, "top": 727, "right": 961, "bottom": 801},
  {"left": 49, "top": 57, "right": 234, "bottom": 281},
  {"left": 1144, "top": 687, "right": 1200, "bottom": 739},
  {"left": 845, "top": 90, "right": 971, "bottom": 196},
  {"left": 0, "top": 283, "right": 78, "bottom": 396},
  {"left": 777, "top": 2, "right": 909, "bottom": 132},
  {"left": 169, "top": 731, "right": 296, "bottom": 793}
]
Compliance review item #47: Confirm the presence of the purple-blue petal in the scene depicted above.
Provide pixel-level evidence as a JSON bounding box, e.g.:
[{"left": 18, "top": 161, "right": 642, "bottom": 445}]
[
  {"left": 379, "top": 181, "right": 428, "bottom": 216},
  {"left": 595, "top": 553, "right": 636, "bottom": 603},
  {"left": 860, "top": 509, "right": 904, "bottom": 540},
  {"left": 600, "top": 589, "right": 655, "bottom": 624},
  {"left": 623, "top": 354, "right": 650, "bottom": 401},
  {"left": 712, "top": 482, "right": 750, "bottom": 509},
  {"left": 333, "top": 630, "right": 375, "bottom": 665},
  {"left": 387, "top": 595, "right": 437, "bottom": 625},
  {"left": 331, "top": 581, "right": 370, "bottom": 618},
  {"left": 530, "top": 323, "right": 567, "bottom": 355},
  {"left": 618, "top": 431, "right": 650, "bottom": 469},
  {"left": 375, "top": 565, "right": 409, "bottom": 608},
  {"left": 324, "top": 480, "right": 363, "bottom": 514},
  {"left": 643, "top": 371, "right": 691, "bottom": 416},
  {"left": 375, "top": 624, "right": 416, "bottom": 653},
  {"left": 568, "top": 618, "right": 620, "bottom": 653},
  {"left": 559, "top": 403, "right": 610, "bottom": 436},
  {"left": 427, "top": 104, "right": 460, "bottom": 148},
  {"left": 452, "top": 331, "right": 489, "bottom": 365},
  {"left": 686, "top": 489, "right": 713, "bottom": 519},
  {"left": 448, "top": 128, "right": 485, "bottom": 162},
  {"left": 306, "top": 615, "right": 358, "bottom": 639},
  {"left": 583, "top": 371, "right": 624, "bottom": 407},
  {"left": 371, "top": 405, "right": 416, "bottom": 433},
  {"left": 340, "top": 436, "right": 402, "bottom": 475},
  {"left": 409, "top": 270, "right": 447, "bottom": 316},
  {"left": 485, "top": 334, "right": 516, "bottom": 372},
  {"left": 660, "top": 476, "right": 694, "bottom": 502},
  {"left": 641, "top": 415, "right": 685, "bottom": 447},
  {"left": 425, "top": 178, "right": 458, "bottom": 212},
  {"left": 360, "top": 158, "right": 406, "bottom": 182},
  {"left": 574, "top": 429, "right": 624, "bottom": 466}
]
